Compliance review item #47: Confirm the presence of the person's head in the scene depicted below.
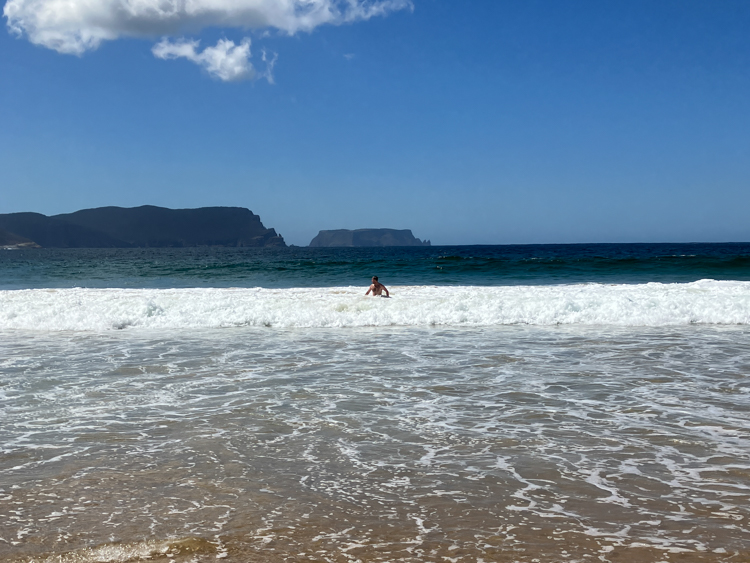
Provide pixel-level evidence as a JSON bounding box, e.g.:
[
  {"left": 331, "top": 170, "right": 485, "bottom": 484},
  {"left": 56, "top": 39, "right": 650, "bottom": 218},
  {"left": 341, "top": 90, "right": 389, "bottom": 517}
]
[{"left": 372, "top": 276, "right": 378, "bottom": 283}]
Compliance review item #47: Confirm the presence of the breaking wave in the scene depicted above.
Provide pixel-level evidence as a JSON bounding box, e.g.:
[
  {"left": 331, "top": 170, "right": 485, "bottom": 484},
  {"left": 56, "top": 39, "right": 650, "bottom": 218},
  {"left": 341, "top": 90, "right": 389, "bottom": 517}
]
[{"left": 1, "top": 280, "right": 750, "bottom": 331}]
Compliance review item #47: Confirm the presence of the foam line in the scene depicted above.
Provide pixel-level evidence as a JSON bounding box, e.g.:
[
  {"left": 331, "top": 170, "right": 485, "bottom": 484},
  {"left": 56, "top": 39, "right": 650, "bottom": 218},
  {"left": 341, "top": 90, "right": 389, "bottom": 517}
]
[{"left": 1, "top": 280, "right": 749, "bottom": 331}]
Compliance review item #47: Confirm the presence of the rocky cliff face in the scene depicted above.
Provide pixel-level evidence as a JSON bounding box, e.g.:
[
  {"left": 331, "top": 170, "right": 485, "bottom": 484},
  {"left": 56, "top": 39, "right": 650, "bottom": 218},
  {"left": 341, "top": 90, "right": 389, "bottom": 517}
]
[
  {"left": 309, "top": 229, "right": 430, "bottom": 247},
  {"left": 0, "top": 206, "right": 285, "bottom": 248}
]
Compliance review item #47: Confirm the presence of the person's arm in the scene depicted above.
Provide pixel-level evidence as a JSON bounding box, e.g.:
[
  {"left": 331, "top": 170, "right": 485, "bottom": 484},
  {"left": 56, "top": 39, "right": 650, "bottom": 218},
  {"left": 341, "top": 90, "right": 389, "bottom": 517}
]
[
  {"left": 383, "top": 285, "right": 390, "bottom": 297},
  {"left": 365, "top": 284, "right": 373, "bottom": 295}
]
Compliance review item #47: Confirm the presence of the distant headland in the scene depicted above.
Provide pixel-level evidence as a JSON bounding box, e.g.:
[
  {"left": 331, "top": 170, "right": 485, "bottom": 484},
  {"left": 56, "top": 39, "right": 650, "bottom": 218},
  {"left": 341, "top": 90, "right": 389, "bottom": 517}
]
[
  {"left": 309, "top": 229, "right": 430, "bottom": 247},
  {"left": 0, "top": 206, "right": 285, "bottom": 248},
  {"left": 0, "top": 206, "right": 435, "bottom": 249}
]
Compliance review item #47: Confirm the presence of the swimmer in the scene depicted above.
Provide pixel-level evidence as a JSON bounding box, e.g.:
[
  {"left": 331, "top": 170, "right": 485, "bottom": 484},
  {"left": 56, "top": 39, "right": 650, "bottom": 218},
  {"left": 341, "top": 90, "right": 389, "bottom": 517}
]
[{"left": 366, "top": 276, "right": 390, "bottom": 297}]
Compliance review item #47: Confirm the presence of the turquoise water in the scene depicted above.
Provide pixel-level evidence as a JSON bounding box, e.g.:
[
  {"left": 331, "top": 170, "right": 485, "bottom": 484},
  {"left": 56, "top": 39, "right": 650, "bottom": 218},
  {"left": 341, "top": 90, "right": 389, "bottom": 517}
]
[{"left": 2, "top": 243, "right": 750, "bottom": 289}]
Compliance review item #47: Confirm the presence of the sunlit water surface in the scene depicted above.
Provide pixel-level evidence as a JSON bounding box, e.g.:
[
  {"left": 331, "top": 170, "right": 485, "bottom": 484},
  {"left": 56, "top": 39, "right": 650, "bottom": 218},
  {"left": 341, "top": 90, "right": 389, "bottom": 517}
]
[{"left": 2, "top": 325, "right": 749, "bottom": 562}]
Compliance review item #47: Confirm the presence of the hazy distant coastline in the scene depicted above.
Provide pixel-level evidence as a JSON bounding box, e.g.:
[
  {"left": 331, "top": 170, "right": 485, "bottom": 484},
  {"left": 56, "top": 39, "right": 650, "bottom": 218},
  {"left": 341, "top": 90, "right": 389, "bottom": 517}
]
[
  {"left": 0, "top": 205, "right": 286, "bottom": 248},
  {"left": 0, "top": 206, "right": 434, "bottom": 249},
  {"left": 0, "top": 227, "right": 39, "bottom": 249},
  {"left": 309, "top": 229, "right": 431, "bottom": 247}
]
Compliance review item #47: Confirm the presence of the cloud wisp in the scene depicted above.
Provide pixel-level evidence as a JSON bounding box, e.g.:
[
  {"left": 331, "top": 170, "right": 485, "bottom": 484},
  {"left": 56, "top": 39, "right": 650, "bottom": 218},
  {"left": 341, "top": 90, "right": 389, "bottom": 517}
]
[
  {"left": 4, "top": 0, "right": 412, "bottom": 80},
  {"left": 152, "top": 38, "right": 256, "bottom": 82}
]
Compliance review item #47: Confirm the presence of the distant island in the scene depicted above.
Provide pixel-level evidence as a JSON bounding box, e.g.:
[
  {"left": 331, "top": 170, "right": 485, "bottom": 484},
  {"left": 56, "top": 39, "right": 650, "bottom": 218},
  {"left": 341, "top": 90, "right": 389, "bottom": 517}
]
[
  {"left": 0, "top": 206, "right": 285, "bottom": 248},
  {"left": 309, "top": 229, "right": 431, "bottom": 247}
]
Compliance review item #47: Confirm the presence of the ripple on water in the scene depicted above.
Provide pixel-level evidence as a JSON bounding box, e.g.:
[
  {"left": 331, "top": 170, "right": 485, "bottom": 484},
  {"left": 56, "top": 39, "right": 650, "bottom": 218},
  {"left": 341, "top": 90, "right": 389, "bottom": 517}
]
[{"left": 1, "top": 325, "right": 749, "bottom": 562}]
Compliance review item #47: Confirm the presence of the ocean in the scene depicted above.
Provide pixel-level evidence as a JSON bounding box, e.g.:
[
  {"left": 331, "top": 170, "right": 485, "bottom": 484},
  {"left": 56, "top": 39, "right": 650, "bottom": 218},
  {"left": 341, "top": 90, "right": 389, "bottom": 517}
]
[{"left": 1, "top": 244, "right": 749, "bottom": 563}]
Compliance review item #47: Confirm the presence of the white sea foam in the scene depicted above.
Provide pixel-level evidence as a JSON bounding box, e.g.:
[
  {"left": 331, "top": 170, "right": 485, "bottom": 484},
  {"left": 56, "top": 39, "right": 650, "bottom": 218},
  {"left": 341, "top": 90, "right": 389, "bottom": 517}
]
[
  {"left": 2, "top": 323, "right": 750, "bottom": 558},
  {"left": 15, "top": 537, "right": 216, "bottom": 562},
  {"left": 1, "top": 280, "right": 750, "bottom": 331}
]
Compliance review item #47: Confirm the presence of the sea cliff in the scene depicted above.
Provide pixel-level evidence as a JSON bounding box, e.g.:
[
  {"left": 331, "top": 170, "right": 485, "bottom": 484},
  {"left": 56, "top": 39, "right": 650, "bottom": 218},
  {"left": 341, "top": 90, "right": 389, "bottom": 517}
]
[
  {"left": 309, "top": 229, "right": 430, "bottom": 247},
  {"left": 0, "top": 206, "right": 285, "bottom": 248}
]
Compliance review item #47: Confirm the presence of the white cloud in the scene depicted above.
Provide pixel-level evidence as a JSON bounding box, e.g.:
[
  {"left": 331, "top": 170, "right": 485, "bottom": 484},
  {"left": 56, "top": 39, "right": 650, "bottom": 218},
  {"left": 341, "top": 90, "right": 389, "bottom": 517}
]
[
  {"left": 3, "top": 0, "right": 413, "bottom": 54},
  {"left": 152, "top": 37, "right": 257, "bottom": 81},
  {"left": 261, "top": 48, "right": 277, "bottom": 83}
]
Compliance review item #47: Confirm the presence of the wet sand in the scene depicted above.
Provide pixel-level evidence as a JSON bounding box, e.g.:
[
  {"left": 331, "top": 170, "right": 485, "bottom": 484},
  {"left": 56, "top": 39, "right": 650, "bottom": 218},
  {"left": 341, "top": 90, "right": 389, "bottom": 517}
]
[{"left": 2, "top": 326, "right": 749, "bottom": 562}]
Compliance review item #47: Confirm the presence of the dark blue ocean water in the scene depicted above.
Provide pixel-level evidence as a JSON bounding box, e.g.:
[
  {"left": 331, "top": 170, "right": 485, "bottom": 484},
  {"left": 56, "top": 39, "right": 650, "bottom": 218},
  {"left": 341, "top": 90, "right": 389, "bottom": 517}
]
[{"left": 2, "top": 242, "right": 750, "bottom": 289}]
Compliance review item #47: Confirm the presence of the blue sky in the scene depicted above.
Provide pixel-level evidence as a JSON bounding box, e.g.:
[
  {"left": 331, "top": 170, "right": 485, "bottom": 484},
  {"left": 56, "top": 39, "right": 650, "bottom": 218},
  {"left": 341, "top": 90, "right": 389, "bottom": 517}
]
[{"left": 2, "top": 0, "right": 750, "bottom": 245}]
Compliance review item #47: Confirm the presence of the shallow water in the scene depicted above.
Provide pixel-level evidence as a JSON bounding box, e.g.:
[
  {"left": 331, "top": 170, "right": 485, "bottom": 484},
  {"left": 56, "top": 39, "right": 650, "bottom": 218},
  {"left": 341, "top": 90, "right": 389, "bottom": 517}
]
[{"left": 2, "top": 325, "right": 749, "bottom": 562}]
